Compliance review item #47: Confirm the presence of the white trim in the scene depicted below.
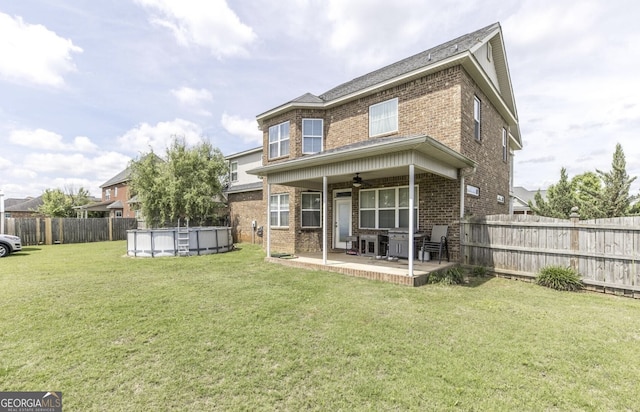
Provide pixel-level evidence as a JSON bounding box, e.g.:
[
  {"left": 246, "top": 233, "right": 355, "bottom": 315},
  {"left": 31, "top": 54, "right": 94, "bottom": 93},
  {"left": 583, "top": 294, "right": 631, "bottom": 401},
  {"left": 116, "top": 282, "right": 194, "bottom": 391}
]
[
  {"left": 322, "top": 176, "right": 328, "bottom": 264},
  {"left": 302, "top": 118, "right": 324, "bottom": 154}
]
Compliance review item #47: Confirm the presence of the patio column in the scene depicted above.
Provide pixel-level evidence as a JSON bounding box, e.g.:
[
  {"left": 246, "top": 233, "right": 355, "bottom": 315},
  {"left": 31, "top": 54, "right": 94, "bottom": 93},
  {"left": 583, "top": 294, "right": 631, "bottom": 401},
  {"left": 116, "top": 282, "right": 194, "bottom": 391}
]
[
  {"left": 408, "top": 164, "right": 415, "bottom": 277},
  {"left": 322, "top": 176, "right": 328, "bottom": 265},
  {"left": 266, "top": 182, "right": 271, "bottom": 258}
]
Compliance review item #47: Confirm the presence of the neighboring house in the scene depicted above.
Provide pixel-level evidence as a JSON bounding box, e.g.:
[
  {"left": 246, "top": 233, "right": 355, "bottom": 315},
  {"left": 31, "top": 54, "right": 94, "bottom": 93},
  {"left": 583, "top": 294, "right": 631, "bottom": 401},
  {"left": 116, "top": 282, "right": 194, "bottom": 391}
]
[
  {"left": 224, "top": 147, "right": 264, "bottom": 244},
  {"left": 512, "top": 186, "right": 547, "bottom": 215},
  {"left": 246, "top": 22, "right": 522, "bottom": 264},
  {"left": 4, "top": 196, "right": 44, "bottom": 218},
  {"left": 76, "top": 167, "right": 136, "bottom": 219}
]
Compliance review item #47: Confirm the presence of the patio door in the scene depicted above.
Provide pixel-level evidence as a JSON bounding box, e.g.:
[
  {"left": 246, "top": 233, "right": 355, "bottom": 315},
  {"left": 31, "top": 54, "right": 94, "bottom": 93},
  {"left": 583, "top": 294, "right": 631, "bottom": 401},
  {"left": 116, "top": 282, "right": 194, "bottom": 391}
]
[{"left": 333, "top": 197, "right": 352, "bottom": 249}]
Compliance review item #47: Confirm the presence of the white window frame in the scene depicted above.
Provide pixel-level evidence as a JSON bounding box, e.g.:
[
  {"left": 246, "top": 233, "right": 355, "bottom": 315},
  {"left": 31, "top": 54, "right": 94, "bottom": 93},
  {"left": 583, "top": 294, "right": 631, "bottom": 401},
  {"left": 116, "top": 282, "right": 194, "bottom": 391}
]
[
  {"left": 115, "top": 210, "right": 123, "bottom": 218},
  {"left": 359, "top": 185, "right": 418, "bottom": 229},
  {"left": 369, "top": 98, "right": 398, "bottom": 137},
  {"left": 473, "top": 96, "right": 481, "bottom": 141},
  {"left": 114, "top": 186, "right": 118, "bottom": 197},
  {"left": 302, "top": 119, "right": 323, "bottom": 154},
  {"left": 230, "top": 161, "right": 238, "bottom": 182},
  {"left": 268, "top": 121, "right": 290, "bottom": 159},
  {"left": 502, "top": 128, "right": 508, "bottom": 162},
  {"left": 105, "top": 188, "right": 111, "bottom": 201},
  {"left": 301, "top": 192, "right": 321, "bottom": 228},
  {"left": 269, "top": 193, "right": 290, "bottom": 228},
  {"left": 466, "top": 185, "right": 480, "bottom": 197}
]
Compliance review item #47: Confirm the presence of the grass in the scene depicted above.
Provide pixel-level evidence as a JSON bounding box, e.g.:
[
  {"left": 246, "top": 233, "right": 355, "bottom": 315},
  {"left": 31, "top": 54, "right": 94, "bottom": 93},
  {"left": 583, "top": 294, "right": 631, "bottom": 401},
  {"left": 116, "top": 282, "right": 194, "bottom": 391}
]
[{"left": 1, "top": 242, "right": 640, "bottom": 411}]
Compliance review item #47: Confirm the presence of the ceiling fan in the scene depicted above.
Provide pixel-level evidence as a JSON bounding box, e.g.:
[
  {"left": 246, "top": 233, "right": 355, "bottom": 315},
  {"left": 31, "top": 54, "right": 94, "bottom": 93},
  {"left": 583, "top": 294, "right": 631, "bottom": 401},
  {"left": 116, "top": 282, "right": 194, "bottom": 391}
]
[{"left": 352, "top": 173, "right": 371, "bottom": 188}]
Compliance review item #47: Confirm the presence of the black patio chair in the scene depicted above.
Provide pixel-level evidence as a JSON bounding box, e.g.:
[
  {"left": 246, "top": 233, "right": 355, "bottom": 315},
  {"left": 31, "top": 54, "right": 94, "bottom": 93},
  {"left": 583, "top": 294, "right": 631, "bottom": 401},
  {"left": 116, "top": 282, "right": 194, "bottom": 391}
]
[{"left": 421, "top": 225, "right": 449, "bottom": 263}]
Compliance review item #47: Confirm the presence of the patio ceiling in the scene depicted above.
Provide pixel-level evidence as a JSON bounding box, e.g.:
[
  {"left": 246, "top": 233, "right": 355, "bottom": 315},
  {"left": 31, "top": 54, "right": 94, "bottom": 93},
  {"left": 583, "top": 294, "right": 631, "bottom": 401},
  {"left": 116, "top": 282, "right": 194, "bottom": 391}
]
[{"left": 247, "top": 135, "right": 477, "bottom": 190}]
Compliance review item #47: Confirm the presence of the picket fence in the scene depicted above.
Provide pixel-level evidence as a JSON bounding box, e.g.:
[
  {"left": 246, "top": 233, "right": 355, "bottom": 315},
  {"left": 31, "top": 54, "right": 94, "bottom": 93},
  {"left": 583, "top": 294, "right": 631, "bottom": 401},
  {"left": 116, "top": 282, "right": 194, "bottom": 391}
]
[
  {"left": 461, "top": 214, "right": 640, "bottom": 297},
  {"left": 4, "top": 218, "right": 138, "bottom": 245}
]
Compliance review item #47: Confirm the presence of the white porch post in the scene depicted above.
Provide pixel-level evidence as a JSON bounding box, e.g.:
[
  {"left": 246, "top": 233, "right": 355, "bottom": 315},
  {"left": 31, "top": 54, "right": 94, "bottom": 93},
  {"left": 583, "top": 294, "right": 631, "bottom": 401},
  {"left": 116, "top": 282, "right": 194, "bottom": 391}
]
[
  {"left": 266, "top": 182, "right": 271, "bottom": 258},
  {"left": 322, "top": 176, "right": 328, "bottom": 265},
  {"left": 408, "top": 164, "right": 415, "bottom": 277}
]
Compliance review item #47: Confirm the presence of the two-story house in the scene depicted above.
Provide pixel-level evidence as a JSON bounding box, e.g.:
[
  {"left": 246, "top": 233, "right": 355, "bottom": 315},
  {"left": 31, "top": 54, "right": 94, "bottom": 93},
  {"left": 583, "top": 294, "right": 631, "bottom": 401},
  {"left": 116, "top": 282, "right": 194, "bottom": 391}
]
[
  {"left": 224, "top": 147, "right": 264, "bottom": 243},
  {"left": 247, "top": 22, "right": 522, "bottom": 269}
]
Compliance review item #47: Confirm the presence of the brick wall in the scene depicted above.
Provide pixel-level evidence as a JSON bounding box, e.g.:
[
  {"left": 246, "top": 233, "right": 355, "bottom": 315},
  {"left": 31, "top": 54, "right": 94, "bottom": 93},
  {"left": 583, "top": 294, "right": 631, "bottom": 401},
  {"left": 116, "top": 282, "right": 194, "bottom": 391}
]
[
  {"left": 228, "top": 190, "right": 264, "bottom": 244},
  {"left": 257, "top": 64, "right": 512, "bottom": 259}
]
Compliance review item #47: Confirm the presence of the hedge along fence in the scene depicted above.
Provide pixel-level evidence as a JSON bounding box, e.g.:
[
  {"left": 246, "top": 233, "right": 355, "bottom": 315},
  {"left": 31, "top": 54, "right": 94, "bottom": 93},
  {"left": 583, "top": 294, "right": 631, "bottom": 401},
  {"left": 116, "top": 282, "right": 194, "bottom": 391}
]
[
  {"left": 4, "top": 218, "right": 138, "bottom": 245},
  {"left": 461, "top": 214, "right": 640, "bottom": 298}
]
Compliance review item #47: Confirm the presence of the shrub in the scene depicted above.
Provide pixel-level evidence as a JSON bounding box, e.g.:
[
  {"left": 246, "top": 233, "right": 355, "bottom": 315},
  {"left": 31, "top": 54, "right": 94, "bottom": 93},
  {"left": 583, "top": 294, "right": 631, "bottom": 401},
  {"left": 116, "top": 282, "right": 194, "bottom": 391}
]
[
  {"left": 471, "top": 266, "right": 489, "bottom": 277},
  {"left": 428, "top": 266, "right": 465, "bottom": 285},
  {"left": 536, "top": 266, "right": 583, "bottom": 291}
]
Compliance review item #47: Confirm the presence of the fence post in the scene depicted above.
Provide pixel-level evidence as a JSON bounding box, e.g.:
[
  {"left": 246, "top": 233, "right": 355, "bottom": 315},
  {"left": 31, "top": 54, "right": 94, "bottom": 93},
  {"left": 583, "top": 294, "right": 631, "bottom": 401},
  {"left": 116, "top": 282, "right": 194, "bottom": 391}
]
[
  {"left": 44, "top": 218, "right": 52, "bottom": 245},
  {"left": 109, "top": 218, "right": 113, "bottom": 241},
  {"left": 570, "top": 206, "right": 580, "bottom": 272}
]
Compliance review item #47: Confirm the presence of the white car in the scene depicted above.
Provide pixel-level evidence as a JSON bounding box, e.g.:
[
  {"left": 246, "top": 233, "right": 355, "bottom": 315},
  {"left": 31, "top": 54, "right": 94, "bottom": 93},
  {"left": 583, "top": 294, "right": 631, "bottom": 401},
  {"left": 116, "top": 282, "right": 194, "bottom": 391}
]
[{"left": 0, "top": 234, "right": 22, "bottom": 258}]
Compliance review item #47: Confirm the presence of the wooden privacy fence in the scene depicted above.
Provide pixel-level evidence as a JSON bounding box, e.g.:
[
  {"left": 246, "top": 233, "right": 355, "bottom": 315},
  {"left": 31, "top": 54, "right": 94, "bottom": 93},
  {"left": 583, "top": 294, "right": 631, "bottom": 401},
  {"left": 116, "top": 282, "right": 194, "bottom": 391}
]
[
  {"left": 461, "top": 214, "right": 640, "bottom": 297},
  {"left": 4, "top": 218, "right": 138, "bottom": 245}
]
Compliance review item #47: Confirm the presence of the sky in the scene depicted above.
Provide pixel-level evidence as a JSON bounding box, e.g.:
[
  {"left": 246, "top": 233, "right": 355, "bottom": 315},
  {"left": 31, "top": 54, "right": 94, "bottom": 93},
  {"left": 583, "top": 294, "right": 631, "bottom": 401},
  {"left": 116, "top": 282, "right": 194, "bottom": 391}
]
[{"left": 1, "top": 0, "right": 639, "bottom": 200}]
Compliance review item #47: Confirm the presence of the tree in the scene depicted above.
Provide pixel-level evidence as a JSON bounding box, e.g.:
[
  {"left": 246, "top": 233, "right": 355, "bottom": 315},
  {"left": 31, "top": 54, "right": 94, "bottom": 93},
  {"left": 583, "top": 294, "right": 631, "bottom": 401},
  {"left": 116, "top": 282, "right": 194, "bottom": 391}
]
[
  {"left": 571, "top": 171, "right": 603, "bottom": 219},
  {"left": 529, "top": 168, "right": 576, "bottom": 218},
  {"left": 37, "top": 186, "right": 92, "bottom": 217},
  {"left": 594, "top": 143, "right": 637, "bottom": 217},
  {"left": 129, "top": 137, "right": 228, "bottom": 227}
]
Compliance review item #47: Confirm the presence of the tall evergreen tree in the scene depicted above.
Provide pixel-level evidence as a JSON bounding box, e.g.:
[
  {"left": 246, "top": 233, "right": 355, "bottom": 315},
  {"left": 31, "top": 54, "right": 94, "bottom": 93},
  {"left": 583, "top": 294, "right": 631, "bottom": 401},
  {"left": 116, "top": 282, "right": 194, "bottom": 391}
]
[
  {"left": 595, "top": 143, "right": 637, "bottom": 217},
  {"left": 529, "top": 168, "right": 576, "bottom": 218},
  {"left": 571, "top": 171, "right": 603, "bottom": 219}
]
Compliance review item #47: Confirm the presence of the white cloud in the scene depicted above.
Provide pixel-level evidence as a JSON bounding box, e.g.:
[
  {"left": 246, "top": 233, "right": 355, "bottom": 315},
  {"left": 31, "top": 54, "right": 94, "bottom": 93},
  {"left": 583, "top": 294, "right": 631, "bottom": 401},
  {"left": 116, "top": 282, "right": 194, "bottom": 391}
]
[
  {"left": 171, "top": 86, "right": 213, "bottom": 106},
  {"left": 171, "top": 86, "right": 213, "bottom": 116},
  {"left": 221, "top": 113, "right": 261, "bottom": 145},
  {"left": 134, "top": 0, "right": 256, "bottom": 58},
  {"left": 0, "top": 157, "right": 11, "bottom": 170},
  {"left": 117, "top": 118, "right": 204, "bottom": 154},
  {"left": 9, "top": 129, "right": 98, "bottom": 152},
  {"left": 20, "top": 150, "right": 130, "bottom": 192},
  {"left": 0, "top": 12, "right": 83, "bottom": 87}
]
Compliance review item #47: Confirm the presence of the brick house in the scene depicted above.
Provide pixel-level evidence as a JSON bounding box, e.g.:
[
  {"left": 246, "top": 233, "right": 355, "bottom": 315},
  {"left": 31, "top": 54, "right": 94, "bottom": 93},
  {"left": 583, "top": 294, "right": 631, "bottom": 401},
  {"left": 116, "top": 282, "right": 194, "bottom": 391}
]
[
  {"left": 224, "top": 147, "right": 264, "bottom": 244},
  {"left": 246, "top": 22, "right": 522, "bottom": 269},
  {"left": 76, "top": 167, "right": 136, "bottom": 219}
]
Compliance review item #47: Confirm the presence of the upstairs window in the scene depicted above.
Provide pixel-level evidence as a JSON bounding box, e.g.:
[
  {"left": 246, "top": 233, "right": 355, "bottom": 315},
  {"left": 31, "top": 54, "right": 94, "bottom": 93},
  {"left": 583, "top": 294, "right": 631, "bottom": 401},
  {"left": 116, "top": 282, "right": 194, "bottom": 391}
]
[
  {"left": 230, "top": 161, "right": 238, "bottom": 182},
  {"left": 301, "top": 192, "right": 321, "bottom": 228},
  {"left": 105, "top": 188, "right": 111, "bottom": 200},
  {"left": 268, "top": 121, "right": 290, "bottom": 159},
  {"left": 502, "top": 128, "right": 508, "bottom": 162},
  {"left": 473, "top": 96, "right": 481, "bottom": 141},
  {"left": 114, "top": 186, "right": 118, "bottom": 197},
  {"left": 302, "top": 119, "right": 323, "bottom": 154},
  {"left": 369, "top": 98, "right": 398, "bottom": 137}
]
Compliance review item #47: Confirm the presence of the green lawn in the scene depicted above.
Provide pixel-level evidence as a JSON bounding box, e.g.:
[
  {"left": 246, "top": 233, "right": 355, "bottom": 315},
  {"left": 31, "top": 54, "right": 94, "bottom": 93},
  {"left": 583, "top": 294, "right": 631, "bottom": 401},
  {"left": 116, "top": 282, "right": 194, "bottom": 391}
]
[{"left": 1, "top": 242, "right": 639, "bottom": 411}]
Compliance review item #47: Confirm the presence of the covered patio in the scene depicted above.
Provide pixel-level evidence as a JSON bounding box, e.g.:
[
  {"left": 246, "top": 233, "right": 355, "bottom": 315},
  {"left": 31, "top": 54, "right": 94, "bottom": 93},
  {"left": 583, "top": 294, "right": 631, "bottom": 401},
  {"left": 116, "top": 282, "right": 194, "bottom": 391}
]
[
  {"left": 266, "top": 250, "right": 457, "bottom": 287},
  {"left": 249, "top": 134, "right": 477, "bottom": 279}
]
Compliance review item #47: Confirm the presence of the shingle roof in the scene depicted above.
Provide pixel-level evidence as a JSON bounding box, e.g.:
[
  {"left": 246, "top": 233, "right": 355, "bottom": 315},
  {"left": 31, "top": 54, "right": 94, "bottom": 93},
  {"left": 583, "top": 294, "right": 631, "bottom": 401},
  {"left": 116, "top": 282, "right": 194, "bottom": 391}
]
[
  {"left": 5, "top": 196, "right": 43, "bottom": 212},
  {"left": 100, "top": 167, "right": 131, "bottom": 188},
  {"left": 319, "top": 23, "right": 500, "bottom": 101}
]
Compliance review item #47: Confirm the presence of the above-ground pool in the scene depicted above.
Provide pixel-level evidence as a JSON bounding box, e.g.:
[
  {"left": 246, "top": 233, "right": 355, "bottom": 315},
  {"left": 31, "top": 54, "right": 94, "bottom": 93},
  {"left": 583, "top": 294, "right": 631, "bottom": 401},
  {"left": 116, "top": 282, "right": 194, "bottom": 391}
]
[{"left": 127, "top": 227, "right": 233, "bottom": 257}]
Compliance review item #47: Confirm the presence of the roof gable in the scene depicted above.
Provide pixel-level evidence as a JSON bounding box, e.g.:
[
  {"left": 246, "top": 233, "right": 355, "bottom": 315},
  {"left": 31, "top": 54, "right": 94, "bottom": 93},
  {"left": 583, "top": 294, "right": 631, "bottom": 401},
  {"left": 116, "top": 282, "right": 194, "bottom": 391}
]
[{"left": 256, "top": 22, "right": 521, "bottom": 148}]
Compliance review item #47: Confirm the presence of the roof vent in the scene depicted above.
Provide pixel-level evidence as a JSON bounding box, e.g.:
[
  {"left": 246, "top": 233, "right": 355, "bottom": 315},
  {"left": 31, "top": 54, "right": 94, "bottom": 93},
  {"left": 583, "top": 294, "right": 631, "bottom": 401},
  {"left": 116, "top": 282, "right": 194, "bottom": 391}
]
[
  {"left": 427, "top": 53, "right": 431, "bottom": 61},
  {"left": 454, "top": 44, "right": 458, "bottom": 51}
]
